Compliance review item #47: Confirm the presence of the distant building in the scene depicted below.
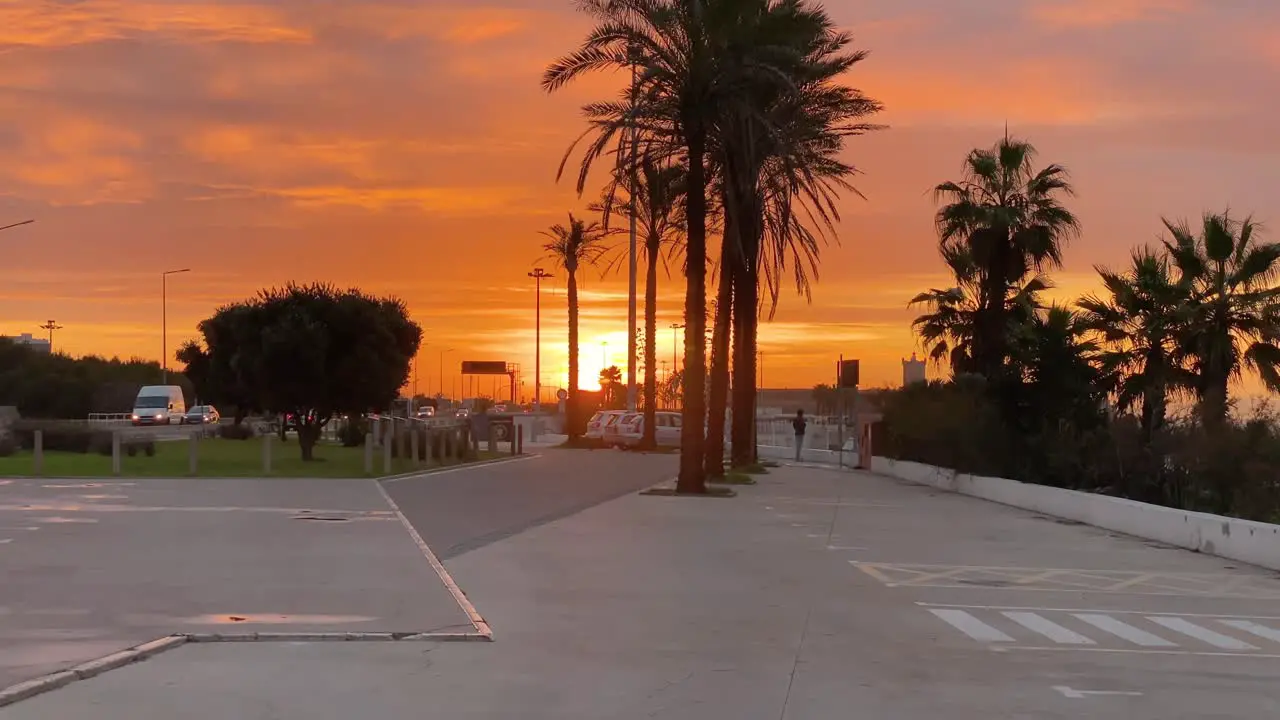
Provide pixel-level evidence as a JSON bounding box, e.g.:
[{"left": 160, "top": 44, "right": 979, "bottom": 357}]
[
  {"left": 902, "top": 353, "right": 926, "bottom": 386},
  {"left": 4, "top": 333, "right": 50, "bottom": 354}
]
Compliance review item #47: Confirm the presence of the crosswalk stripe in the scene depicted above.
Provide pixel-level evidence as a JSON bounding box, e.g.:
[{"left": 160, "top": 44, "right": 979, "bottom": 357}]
[
  {"left": 1073, "top": 613, "right": 1176, "bottom": 647},
  {"left": 1001, "top": 611, "right": 1095, "bottom": 645},
  {"left": 1147, "top": 617, "right": 1257, "bottom": 650},
  {"left": 929, "top": 609, "right": 1014, "bottom": 642},
  {"left": 1219, "top": 619, "right": 1280, "bottom": 643}
]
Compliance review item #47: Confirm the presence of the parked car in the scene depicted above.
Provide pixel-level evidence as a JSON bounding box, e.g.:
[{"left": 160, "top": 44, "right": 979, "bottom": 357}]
[
  {"left": 602, "top": 412, "right": 639, "bottom": 448},
  {"left": 586, "top": 410, "right": 627, "bottom": 440},
  {"left": 618, "top": 411, "right": 683, "bottom": 448},
  {"left": 183, "top": 405, "right": 221, "bottom": 425}
]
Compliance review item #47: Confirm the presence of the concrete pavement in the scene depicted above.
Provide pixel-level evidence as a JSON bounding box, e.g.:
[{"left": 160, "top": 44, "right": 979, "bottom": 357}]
[
  {"left": 0, "top": 476, "right": 473, "bottom": 690},
  {"left": 6, "top": 459, "right": 1280, "bottom": 717}
]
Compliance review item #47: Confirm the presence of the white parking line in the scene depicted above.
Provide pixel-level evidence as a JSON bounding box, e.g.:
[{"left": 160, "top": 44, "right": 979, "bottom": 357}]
[
  {"left": 1219, "top": 620, "right": 1280, "bottom": 643},
  {"left": 1002, "top": 611, "right": 1095, "bottom": 645},
  {"left": 1147, "top": 616, "right": 1257, "bottom": 650},
  {"left": 1074, "top": 614, "right": 1176, "bottom": 647},
  {"left": 916, "top": 602, "right": 1280, "bottom": 622},
  {"left": 928, "top": 609, "right": 1014, "bottom": 642}
]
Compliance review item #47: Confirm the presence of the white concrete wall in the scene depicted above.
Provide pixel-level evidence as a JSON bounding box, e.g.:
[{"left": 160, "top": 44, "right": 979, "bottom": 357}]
[{"left": 871, "top": 456, "right": 1280, "bottom": 572}]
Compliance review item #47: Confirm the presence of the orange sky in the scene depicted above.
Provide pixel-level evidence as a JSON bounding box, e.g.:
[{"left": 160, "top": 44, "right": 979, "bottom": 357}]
[{"left": 0, "top": 0, "right": 1277, "bottom": 400}]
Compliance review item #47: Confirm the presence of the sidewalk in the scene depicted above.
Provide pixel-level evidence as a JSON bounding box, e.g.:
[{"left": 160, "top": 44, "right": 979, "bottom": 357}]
[{"left": 5, "top": 463, "right": 1280, "bottom": 718}]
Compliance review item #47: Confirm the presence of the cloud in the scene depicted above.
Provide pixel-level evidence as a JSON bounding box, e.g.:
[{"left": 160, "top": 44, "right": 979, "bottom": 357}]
[
  {"left": 1027, "top": 0, "right": 1194, "bottom": 28},
  {"left": 0, "top": 1, "right": 311, "bottom": 47}
]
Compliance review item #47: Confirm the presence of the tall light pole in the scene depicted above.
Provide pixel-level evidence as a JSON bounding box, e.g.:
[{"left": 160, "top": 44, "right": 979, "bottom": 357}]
[
  {"left": 625, "top": 44, "right": 640, "bottom": 413},
  {"left": 39, "top": 319, "right": 62, "bottom": 353},
  {"left": 529, "top": 268, "right": 553, "bottom": 410},
  {"left": 161, "top": 268, "right": 190, "bottom": 383},
  {"left": 440, "top": 348, "right": 453, "bottom": 401},
  {"left": 670, "top": 323, "right": 684, "bottom": 373},
  {"left": 602, "top": 341, "right": 608, "bottom": 371}
]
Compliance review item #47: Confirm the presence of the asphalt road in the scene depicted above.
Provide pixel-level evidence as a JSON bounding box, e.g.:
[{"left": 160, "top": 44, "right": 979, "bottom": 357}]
[{"left": 380, "top": 447, "right": 677, "bottom": 560}]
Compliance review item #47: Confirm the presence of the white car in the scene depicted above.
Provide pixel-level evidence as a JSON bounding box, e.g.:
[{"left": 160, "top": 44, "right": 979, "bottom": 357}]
[
  {"left": 618, "top": 411, "right": 683, "bottom": 449},
  {"left": 586, "top": 410, "right": 627, "bottom": 440}
]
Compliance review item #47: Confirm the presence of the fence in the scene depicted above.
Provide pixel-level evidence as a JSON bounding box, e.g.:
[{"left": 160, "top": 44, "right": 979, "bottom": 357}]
[
  {"left": 755, "top": 417, "right": 852, "bottom": 452},
  {"left": 87, "top": 413, "right": 132, "bottom": 425}
]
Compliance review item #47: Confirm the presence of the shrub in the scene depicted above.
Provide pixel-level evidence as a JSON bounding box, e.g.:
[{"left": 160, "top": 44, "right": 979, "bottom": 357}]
[
  {"left": 875, "top": 380, "right": 1280, "bottom": 523},
  {"left": 338, "top": 417, "right": 368, "bottom": 448},
  {"left": 0, "top": 435, "right": 16, "bottom": 457},
  {"left": 219, "top": 423, "right": 256, "bottom": 440},
  {"left": 12, "top": 420, "right": 112, "bottom": 454}
]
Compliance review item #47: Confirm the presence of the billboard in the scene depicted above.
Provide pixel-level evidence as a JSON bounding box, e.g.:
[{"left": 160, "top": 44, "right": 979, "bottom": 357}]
[
  {"left": 838, "top": 359, "right": 860, "bottom": 389},
  {"left": 461, "top": 361, "right": 508, "bottom": 375}
]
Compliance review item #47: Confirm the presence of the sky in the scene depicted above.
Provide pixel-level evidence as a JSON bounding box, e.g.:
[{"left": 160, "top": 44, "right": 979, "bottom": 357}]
[{"left": 0, "top": 0, "right": 1277, "bottom": 400}]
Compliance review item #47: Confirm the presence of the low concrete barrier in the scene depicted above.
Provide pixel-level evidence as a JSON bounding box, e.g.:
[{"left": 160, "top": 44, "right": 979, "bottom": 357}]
[{"left": 871, "top": 456, "right": 1280, "bottom": 572}]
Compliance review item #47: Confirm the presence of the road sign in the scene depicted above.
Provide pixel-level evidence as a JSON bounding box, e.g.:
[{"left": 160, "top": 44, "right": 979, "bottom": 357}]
[
  {"left": 462, "top": 361, "right": 508, "bottom": 375},
  {"left": 556, "top": 389, "right": 568, "bottom": 401}
]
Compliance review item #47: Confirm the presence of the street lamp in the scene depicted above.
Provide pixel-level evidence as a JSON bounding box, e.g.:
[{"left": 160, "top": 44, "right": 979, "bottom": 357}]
[
  {"left": 529, "top": 268, "right": 553, "bottom": 410},
  {"left": 39, "top": 319, "right": 62, "bottom": 353},
  {"left": 440, "top": 347, "right": 453, "bottom": 402},
  {"left": 602, "top": 341, "right": 608, "bottom": 371},
  {"left": 161, "top": 268, "right": 191, "bottom": 383},
  {"left": 670, "top": 323, "right": 684, "bottom": 373}
]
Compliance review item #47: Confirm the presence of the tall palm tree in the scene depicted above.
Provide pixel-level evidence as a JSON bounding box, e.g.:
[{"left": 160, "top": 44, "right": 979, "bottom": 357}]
[
  {"left": 1078, "top": 248, "right": 1193, "bottom": 439},
  {"left": 542, "top": 212, "right": 611, "bottom": 440},
  {"left": 1006, "top": 304, "right": 1106, "bottom": 435},
  {"left": 545, "top": 0, "right": 805, "bottom": 491},
  {"left": 597, "top": 152, "right": 686, "bottom": 449},
  {"left": 1162, "top": 211, "right": 1280, "bottom": 426},
  {"left": 933, "top": 135, "right": 1080, "bottom": 380},
  {"left": 910, "top": 245, "right": 1049, "bottom": 377}
]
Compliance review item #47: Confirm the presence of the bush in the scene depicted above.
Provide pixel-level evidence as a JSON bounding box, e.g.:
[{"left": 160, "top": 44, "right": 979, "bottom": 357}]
[
  {"left": 12, "top": 420, "right": 112, "bottom": 454},
  {"left": 219, "top": 423, "right": 256, "bottom": 440},
  {"left": 875, "top": 380, "right": 1280, "bottom": 523},
  {"left": 337, "top": 417, "right": 369, "bottom": 448},
  {"left": 0, "top": 435, "right": 15, "bottom": 457}
]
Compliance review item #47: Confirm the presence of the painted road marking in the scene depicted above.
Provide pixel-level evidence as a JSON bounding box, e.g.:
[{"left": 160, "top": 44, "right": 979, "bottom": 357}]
[
  {"left": 1146, "top": 616, "right": 1257, "bottom": 650},
  {"left": 917, "top": 602, "right": 1280, "bottom": 622},
  {"left": 853, "top": 562, "right": 1280, "bottom": 599},
  {"left": 1002, "top": 611, "right": 1095, "bottom": 645},
  {"left": 1053, "top": 686, "right": 1143, "bottom": 699},
  {"left": 1073, "top": 614, "right": 1176, "bottom": 647},
  {"left": 928, "top": 609, "right": 1014, "bottom": 643},
  {"left": 1219, "top": 620, "right": 1280, "bottom": 643}
]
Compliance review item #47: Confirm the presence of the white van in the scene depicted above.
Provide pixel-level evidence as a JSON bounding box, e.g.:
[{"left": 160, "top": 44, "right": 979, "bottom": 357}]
[{"left": 131, "top": 385, "right": 186, "bottom": 426}]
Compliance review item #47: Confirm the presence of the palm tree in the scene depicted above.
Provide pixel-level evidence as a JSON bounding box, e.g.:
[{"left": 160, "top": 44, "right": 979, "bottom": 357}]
[
  {"left": 1007, "top": 305, "right": 1106, "bottom": 433},
  {"left": 541, "top": 212, "right": 611, "bottom": 440},
  {"left": 596, "top": 152, "right": 686, "bottom": 449},
  {"left": 909, "top": 246, "right": 1048, "bottom": 377},
  {"left": 933, "top": 135, "right": 1080, "bottom": 380},
  {"left": 1078, "top": 248, "right": 1193, "bottom": 439},
  {"left": 545, "top": 0, "right": 798, "bottom": 492},
  {"left": 1162, "top": 211, "right": 1280, "bottom": 426}
]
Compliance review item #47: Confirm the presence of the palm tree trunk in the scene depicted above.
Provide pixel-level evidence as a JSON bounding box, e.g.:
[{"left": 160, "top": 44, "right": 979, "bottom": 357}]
[
  {"left": 730, "top": 248, "right": 758, "bottom": 468},
  {"left": 641, "top": 233, "right": 659, "bottom": 449},
  {"left": 978, "top": 227, "right": 1012, "bottom": 380},
  {"left": 677, "top": 127, "right": 708, "bottom": 493},
  {"left": 705, "top": 236, "right": 734, "bottom": 479},
  {"left": 567, "top": 269, "right": 581, "bottom": 440}
]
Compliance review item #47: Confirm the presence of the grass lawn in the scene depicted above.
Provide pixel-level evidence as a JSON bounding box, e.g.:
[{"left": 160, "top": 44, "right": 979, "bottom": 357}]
[{"left": 0, "top": 438, "right": 507, "bottom": 478}]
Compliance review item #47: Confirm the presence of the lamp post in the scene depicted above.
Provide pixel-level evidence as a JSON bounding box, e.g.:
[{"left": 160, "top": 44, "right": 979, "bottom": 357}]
[
  {"left": 440, "top": 348, "right": 453, "bottom": 402},
  {"left": 529, "top": 268, "right": 553, "bottom": 410},
  {"left": 670, "top": 323, "right": 684, "bottom": 373},
  {"left": 39, "top": 319, "right": 62, "bottom": 353},
  {"left": 625, "top": 45, "right": 640, "bottom": 414},
  {"left": 161, "top": 268, "right": 190, "bottom": 383},
  {"left": 602, "top": 341, "right": 608, "bottom": 370}
]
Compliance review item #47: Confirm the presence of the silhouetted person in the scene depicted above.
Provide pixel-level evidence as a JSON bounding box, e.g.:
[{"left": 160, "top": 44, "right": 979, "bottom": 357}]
[{"left": 792, "top": 409, "right": 807, "bottom": 462}]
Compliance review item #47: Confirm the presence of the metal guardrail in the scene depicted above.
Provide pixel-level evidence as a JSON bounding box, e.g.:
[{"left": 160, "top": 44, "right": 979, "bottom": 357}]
[
  {"left": 87, "top": 413, "right": 132, "bottom": 425},
  {"left": 756, "top": 417, "right": 851, "bottom": 451}
]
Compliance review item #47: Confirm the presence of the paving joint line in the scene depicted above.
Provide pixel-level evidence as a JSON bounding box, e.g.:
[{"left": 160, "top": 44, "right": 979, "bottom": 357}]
[{"left": 0, "top": 628, "right": 492, "bottom": 708}]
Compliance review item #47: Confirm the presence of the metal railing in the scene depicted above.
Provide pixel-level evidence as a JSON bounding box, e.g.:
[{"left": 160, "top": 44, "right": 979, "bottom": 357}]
[
  {"left": 755, "top": 417, "right": 853, "bottom": 452},
  {"left": 87, "top": 413, "right": 132, "bottom": 425}
]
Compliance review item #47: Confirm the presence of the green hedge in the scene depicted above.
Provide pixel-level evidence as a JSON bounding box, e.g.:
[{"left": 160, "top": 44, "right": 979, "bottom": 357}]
[{"left": 876, "top": 380, "right": 1280, "bottom": 524}]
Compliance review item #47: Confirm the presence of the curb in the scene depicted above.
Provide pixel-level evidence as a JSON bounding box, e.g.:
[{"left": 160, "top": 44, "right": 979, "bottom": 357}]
[
  {"left": 0, "top": 635, "right": 187, "bottom": 708},
  {"left": 374, "top": 482, "right": 495, "bottom": 639},
  {"left": 379, "top": 453, "right": 540, "bottom": 484},
  {"left": 0, "top": 629, "right": 494, "bottom": 708}
]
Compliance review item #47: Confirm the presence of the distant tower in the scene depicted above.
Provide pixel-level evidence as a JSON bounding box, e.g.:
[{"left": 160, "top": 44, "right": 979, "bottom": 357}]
[{"left": 902, "top": 353, "right": 926, "bottom": 386}]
